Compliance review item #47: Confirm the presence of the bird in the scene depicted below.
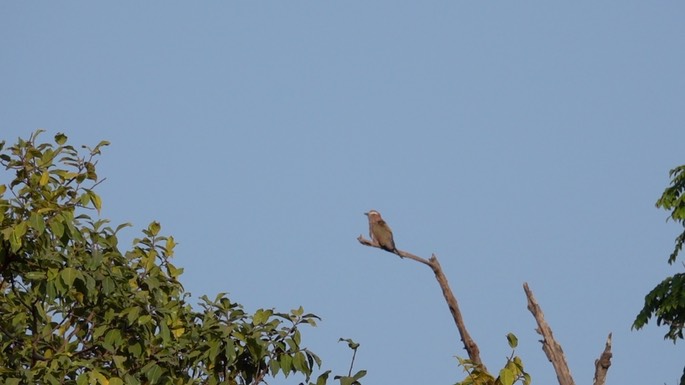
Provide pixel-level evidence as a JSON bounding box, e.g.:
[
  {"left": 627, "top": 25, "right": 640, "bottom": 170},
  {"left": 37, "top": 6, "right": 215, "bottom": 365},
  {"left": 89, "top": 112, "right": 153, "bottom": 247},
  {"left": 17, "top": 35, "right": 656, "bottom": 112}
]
[{"left": 364, "top": 210, "right": 402, "bottom": 257}]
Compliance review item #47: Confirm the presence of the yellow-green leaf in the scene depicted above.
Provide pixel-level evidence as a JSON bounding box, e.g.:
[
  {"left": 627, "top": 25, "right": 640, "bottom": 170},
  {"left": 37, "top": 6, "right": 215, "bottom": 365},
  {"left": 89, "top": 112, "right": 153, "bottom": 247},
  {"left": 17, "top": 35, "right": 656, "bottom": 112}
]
[
  {"left": 9, "top": 222, "right": 28, "bottom": 252},
  {"left": 29, "top": 212, "right": 46, "bottom": 235},
  {"left": 165, "top": 235, "right": 176, "bottom": 257},
  {"left": 14, "top": 221, "right": 28, "bottom": 237},
  {"left": 79, "top": 193, "right": 90, "bottom": 206},
  {"left": 145, "top": 251, "right": 156, "bottom": 271},
  {"left": 138, "top": 315, "right": 152, "bottom": 325},
  {"left": 499, "top": 368, "right": 515, "bottom": 385},
  {"left": 144, "top": 364, "right": 163, "bottom": 384},
  {"left": 171, "top": 325, "right": 185, "bottom": 338},
  {"left": 54, "top": 133, "right": 68, "bottom": 145},
  {"left": 39, "top": 171, "right": 49, "bottom": 186},
  {"left": 76, "top": 373, "right": 88, "bottom": 385},
  {"left": 253, "top": 309, "right": 273, "bottom": 325},
  {"left": 89, "top": 370, "right": 108, "bottom": 385},
  {"left": 506, "top": 332, "right": 518, "bottom": 349},
  {"left": 166, "top": 263, "right": 183, "bottom": 279},
  {"left": 60, "top": 267, "right": 78, "bottom": 288},
  {"left": 49, "top": 219, "right": 64, "bottom": 238},
  {"left": 89, "top": 191, "right": 102, "bottom": 214},
  {"left": 149, "top": 221, "right": 161, "bottom": 236},
  {"left": 39, "top": 149, "right": 57, "bottom": 167}
]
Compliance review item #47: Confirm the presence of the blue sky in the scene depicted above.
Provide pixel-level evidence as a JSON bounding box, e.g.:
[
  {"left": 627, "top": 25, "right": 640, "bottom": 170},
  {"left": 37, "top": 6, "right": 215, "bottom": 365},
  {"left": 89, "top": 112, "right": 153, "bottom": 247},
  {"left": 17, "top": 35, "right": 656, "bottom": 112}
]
[{"left": 2, "top": 2, "right": 684, "bottom": 384}]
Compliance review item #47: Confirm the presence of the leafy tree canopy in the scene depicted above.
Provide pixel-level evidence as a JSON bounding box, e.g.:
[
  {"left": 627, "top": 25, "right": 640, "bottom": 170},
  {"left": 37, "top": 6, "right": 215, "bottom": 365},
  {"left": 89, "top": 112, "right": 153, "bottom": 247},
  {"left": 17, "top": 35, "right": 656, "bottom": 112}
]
[
  {"left": 634, "top": 165, "right": 685, "bottom": 340},
  {"left": 633, "top": 164, "right": 685, "bottom": 385},
  {"left": 0, "top": 131, "right": 340, "bottom": 385}
]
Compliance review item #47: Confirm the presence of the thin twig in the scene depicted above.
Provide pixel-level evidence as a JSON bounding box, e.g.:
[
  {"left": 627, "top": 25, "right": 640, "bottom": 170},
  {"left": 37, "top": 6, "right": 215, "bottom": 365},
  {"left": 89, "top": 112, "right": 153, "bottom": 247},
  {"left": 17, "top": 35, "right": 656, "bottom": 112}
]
[{"left": 348, "top": 347, "right": 357, "bottom": 376}]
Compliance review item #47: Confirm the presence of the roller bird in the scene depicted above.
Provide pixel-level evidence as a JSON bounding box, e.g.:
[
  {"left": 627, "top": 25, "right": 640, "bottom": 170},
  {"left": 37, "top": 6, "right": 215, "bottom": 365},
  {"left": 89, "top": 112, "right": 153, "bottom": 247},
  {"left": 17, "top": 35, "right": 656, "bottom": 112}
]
[{"left": 364, "top": 210, "right": 402, "bottom": 257}]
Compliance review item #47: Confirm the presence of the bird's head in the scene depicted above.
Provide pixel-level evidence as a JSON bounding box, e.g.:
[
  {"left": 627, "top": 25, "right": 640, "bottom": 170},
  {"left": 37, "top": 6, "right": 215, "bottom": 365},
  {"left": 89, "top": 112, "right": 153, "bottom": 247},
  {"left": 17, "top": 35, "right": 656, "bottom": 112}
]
[{"left": 364, "top": 210, "right": 382, "bottom": 222}]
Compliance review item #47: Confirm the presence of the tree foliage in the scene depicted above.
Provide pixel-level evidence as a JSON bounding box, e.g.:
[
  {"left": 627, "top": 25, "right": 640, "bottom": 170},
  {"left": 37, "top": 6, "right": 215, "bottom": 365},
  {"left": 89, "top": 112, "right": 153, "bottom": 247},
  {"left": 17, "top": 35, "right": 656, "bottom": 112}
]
[
  {"left": 454, "top": 334, "right": 530, "bottom": 385},
  {"left": 0, "top": 131, "right": 345, "bottom": 385},
  {"left": 633, "top": 164, "right": 685, "bottom": 385}
]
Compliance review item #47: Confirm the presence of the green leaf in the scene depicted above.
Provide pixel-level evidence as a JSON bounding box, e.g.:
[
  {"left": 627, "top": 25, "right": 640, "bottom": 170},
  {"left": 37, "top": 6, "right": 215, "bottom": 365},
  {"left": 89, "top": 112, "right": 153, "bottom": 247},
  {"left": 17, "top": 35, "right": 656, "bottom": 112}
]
[
  {"left": 269, "top": 358, "right": 281, "bottom": 376},
  {"left": 54, "top": 133, "right": 68, "bottom": 145},
  {"left": 138, "top": 314, "right": 152, "bottom": 325},
  {"left": 253, "top": 309, "right": 273, "bottom": 325},
  {"left": 125, "top": 307, "right": 140, "bottom": 325},
  {"left": 112, "top": 355, "right": 127, "bottom": 370},
  {"left": 128, "top": 341, "right": 143, "bottom": 357},
  {"left": 80, "top": 193, "right": 90, "bottom": 206},
  {"left": 506, "top": 332, "right": 518, "bottom": 349},
  {"left": 338, "top": 338, "right": 360, "bottom": 350},
  {"left": 26, "top": 271, "right": 47, "bottom": 280},
  {"left": 60, "top": 267, "right": 78, "bottom": 288},
  {"left": 352, "top": 370, "right": 367, "bottom": 381},
  {"left": 293, "top": 351, "right": 307, "bottom": 372},
  {"left": 40, "top": 148, "right": 57, "bottom": 167},
  {"left": 9, "top": 222, "right": 27, "bottom": 252},
  {"left": 148, "top": 221, "right": 161, "bottom": 236},
  {"left": 29, "top": 212, "right": 46, "bottom": 235},
  {"left": 159, "top": 322, "right": 170, "bottom": 343},
  {"left": 88, "top": 190, "right": 102, "bottom": 214},
  {"left": 499, "top": 367, "right": 515, "bottom": 385},
  {"left": 90, "top": 370, "right": 108, "bottom": 385},
  {"left": 105, "top": 329, "right": 122, "bottom": 349},
  {"left": 84, "top": 162, "right": 97, "bottom": 180},
  {"left": 49, "top": 219, "right": 64, "bottom": 238},
  {"left": 109, "top": 378, "right": 124, "bottom": 385},
  {"left": 315, "top": 370, "right": 331, "bottom": 385},
  {"left": 166, "top": 263, "right": 183, "bottom": 279},
  {"left": 165, "top": 235, "right": 176, "bottom": 257},
  {"left": 44, "top": 373, "right": 60, "bottom": 385},
  {"left": 92, "top": 325, "right": 109, "bottom": 340},
  {"left": 39, "top": 171, "right": 49, "bottom": 186},
  {"left": 144, "top": 363, "right": 163, "bottom": 384},
  {"left": 338, "top": 377, "right": 356, "bottom": 385},
  {"left": 102, "top": 277, "right": 115, "bottom": 294},
  {"left": 280, "top": 354, "right": 292, "bottom": 374}
]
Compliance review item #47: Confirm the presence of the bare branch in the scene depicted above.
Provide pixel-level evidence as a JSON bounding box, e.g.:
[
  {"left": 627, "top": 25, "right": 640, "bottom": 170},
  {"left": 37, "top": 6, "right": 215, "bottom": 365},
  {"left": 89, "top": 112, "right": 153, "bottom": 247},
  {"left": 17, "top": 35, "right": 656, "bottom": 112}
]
[
  {"left": 593, "top": 333, "right": 612, "bottom": 385},
  {"left": 357, "top": 235, "right": 431, "bottom": 266},
  {"left": 523, "top": 282, "right": 575, "bottom": 385},
  {"left": 358, "top": 235, "right": 486, "bottom": 370}
]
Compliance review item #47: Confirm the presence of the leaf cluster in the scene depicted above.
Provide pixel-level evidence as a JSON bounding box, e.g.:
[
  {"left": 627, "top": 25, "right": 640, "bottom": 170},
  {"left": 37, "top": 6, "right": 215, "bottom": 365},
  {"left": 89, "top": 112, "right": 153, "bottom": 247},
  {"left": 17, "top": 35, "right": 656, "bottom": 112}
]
[
  {"left": 0, "top": 131, "right": 350, "bottom": 385},
  {"left": 657, "top": 165, "right": 685, "bottom": 265},
  {"left": 633, "top": 165, "right": 685, "bottom": 342},
  {"left": 455, "top": 333, "right": 530, "bottom": 385}
]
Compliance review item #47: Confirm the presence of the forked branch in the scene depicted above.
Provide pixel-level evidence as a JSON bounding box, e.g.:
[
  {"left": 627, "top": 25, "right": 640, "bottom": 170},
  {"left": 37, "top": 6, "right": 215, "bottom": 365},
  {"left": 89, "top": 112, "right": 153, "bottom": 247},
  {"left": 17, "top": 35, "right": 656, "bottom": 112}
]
[{"left": 524, "top": 283, "right": 613, "bottom": 385}]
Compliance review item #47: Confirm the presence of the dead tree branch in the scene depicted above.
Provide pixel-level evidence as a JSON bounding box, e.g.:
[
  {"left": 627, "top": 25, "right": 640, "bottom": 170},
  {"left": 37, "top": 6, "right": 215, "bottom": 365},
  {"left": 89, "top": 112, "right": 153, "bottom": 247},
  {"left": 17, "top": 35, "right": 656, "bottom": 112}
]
[
  {"left": 523, "top": 282, "right": 575, "bottom": 385},
  {"left": 592, "top": 333, "right": 612, "bottom": 385},
  {"left": 358, "top": 235, "right": 486, "bottom": 370}
]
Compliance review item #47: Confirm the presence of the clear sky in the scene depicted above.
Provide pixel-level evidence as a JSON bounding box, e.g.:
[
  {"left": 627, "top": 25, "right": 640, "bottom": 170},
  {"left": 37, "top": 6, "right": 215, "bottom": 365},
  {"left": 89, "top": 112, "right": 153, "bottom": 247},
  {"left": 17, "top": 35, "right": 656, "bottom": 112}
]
[{"left": 2, "top": 2, "right": 684, "bottom": 384}]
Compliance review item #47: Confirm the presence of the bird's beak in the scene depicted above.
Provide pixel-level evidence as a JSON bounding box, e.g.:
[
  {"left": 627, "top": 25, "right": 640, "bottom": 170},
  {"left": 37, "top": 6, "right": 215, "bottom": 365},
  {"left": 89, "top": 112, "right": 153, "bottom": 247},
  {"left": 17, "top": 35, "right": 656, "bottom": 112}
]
[{"left": 363, "top": 212, "right": 369, "bottom": 216}]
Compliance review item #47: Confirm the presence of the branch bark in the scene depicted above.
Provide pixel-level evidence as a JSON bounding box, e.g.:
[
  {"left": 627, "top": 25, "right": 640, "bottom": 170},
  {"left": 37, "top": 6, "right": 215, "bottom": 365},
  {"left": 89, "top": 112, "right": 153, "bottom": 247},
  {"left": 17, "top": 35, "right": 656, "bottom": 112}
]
[
  {"left": 592, "top": 333, "right": 612, "bottom": 385},
  {"left": 358, "top": 235, "right": 486, "bottom": 370},
  {"left": 523, "top": 282, "right": 575, "bottom": 385}
]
